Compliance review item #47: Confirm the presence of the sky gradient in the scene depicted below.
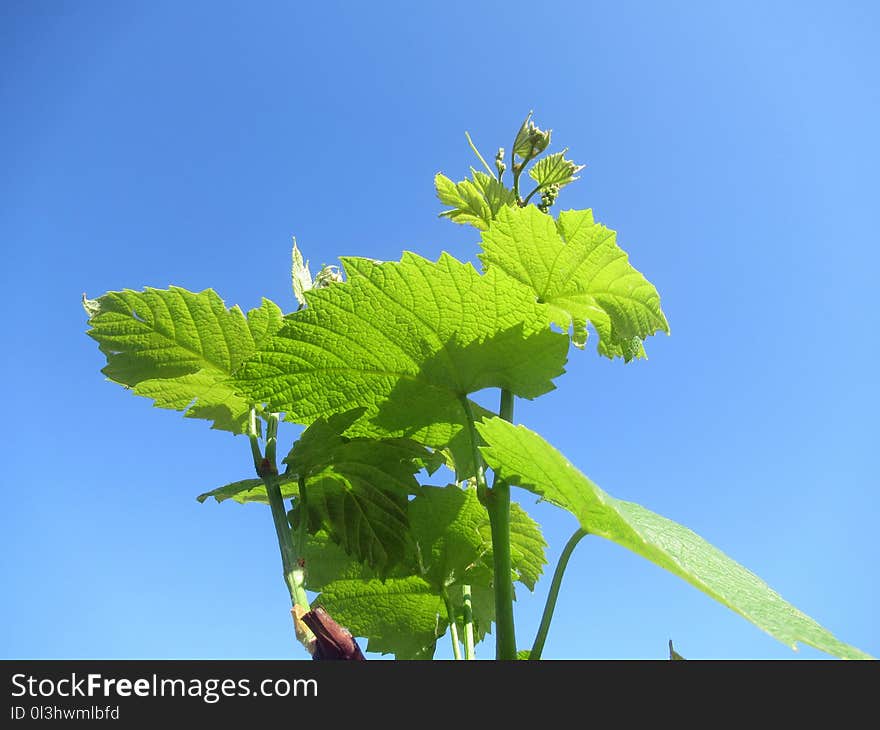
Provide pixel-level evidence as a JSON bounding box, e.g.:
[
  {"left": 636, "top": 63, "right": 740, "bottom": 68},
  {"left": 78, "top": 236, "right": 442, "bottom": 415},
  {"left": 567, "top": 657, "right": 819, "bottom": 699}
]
[{"left": 1, "top": 0, "right": 877, "bottom": 660}]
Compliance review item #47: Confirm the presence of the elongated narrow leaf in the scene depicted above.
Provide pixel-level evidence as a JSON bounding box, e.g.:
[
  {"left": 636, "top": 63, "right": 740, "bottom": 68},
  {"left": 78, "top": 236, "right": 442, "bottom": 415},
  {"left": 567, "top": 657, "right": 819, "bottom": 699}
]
[
  {"left": 85, "top": 287, "right": 283, "bottom": 432},
  {"left": 196, "top": 475, "right": 299, "bottom": 504},
  {"left": 477, "top": 418, "right": 872, "bottom": 660},
  {"left": 233, "top": 252, "right": 569, "bottom": 476},
  {"left": 291, "top": 239, "right": 313, "bottom": 308},
  {"left": 315, "top": 576, "right": 447, "bottom": 660},
  {"left": 479, "top": 206, "right": 669, "bottom": 360}
]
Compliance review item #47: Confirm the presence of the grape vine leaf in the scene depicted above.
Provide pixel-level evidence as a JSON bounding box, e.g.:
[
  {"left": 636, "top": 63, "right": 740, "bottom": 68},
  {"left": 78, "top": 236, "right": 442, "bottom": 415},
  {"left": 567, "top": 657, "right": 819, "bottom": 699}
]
[
  {"left": 84, "top": 287, "right": 283, "bottom": 433},
  {"left": 408, "top": 484, "right": 490, "bottom": 589},
  {"left": 435, "top": 170, "right": 517, "bottom": 230},
  {"left": 301, "top": 531, "right": 381, "bottom": 591},
  {"left": 232, "top": 252, "right": 569, "bottom": 477},
  {"left": 307, "top": 484, "right": 545, "bottom": 658},
  {"left": 196, "top": 475, "right": 297, "bottom": 504},
  {"left": 479, "top": 206, "right": 669, "bottom": 361},
  {"left": 477, "top": 417, "right": 873, "bottom": 660},
  {"left": 528, "top": 151, "right": 584, "bottom": 191},
  {"left": 198, "top": 410, "right": 438, "bottom": 572},
  {"left": 315, "top": 576, "right": 446, "bottom": 660}
]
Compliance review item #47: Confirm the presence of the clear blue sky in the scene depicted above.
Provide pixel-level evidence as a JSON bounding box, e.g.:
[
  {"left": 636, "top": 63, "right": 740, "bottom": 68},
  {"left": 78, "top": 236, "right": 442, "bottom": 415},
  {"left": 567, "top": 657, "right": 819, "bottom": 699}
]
[{"left": 1, "top": 0, "right": 877, "bottom": 660}]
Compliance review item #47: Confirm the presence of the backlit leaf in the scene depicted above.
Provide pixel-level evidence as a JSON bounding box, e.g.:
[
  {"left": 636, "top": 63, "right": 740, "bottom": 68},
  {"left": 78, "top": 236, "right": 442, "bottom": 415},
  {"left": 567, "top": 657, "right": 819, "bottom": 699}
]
[
  {"left": 478, "top": 418, "right": 872, "bottom": 660},
  {"left": 85, "top": 287, "right": 283, "bottom": 432}
]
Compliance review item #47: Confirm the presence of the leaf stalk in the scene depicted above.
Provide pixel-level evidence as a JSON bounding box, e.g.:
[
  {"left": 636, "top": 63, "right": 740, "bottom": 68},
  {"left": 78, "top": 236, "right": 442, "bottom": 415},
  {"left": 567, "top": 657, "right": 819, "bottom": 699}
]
[{"left": 529, "top": 527, "right": 588, "bottom": 660}]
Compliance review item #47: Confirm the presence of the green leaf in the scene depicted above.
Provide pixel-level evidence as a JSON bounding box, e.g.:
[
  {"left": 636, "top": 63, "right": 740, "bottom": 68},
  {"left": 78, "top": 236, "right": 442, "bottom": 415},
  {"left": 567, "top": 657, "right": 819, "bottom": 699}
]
[
  {"left": 303, "top": 471, "right": 411, "bottom": 573},
  {"left": 470, "top": 171, "right": 518, "bottom": 217},
  {"left": 512, "top": 112, "right": 551, "bottom": 161},
  {"left": 291, "top": 239, "right": 313, "bottom": 308},
  {"left": 435, "top": 170, "right": 516, "bottom": 230},
  {"left": 479, "top": 206, "right": 669, "bottom": 361},
  {"left": 477, "top": 418, "right": 873, "bottom": 660},
  {"left": 528, "top": 151, "right": 584, "bottom": 190},
  {"left": 409, "top": 484, "right": 490, "bottom": 589},
  {"left": 315, "top": 576, "right": 447, "bottom": 660},
  {"left": 506, "top": 502, "right": 547, "bottom": 591},
  {"left": 85, "top": 287, "right": 284, "bottom": 432},
  {"left": 287, "top": 412, "right": 437, "bottom": 571},
  {"left": 409, "top": 484, "right": 545, "bottom": 595},
  {"left": 446, "top": 582, "right": 495, "bottom": 645},
  {"left": 305, "top": 484, "right": 539, "bottom": 655},
  {"left": 300, "top": 531, "right": 381, "bottom": 591},
  {"left": 233, "top": 252, "right": 569, "bottom": 477},
  {"left": 196, "top": 475, "right": 299, "bottom": 504},
  {"left": 283, "top": 409, "right": 442, "bottom": 483},
  {"left": 200, "top": 411, "right": 437, "bottom": 572}
]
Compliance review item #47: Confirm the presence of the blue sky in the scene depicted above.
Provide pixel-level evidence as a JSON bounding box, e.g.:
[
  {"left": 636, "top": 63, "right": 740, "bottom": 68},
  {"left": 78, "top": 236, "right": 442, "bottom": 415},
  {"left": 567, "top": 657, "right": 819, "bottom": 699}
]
[{"left": 1, "top": 0, "right": 877, "bottom": 660}]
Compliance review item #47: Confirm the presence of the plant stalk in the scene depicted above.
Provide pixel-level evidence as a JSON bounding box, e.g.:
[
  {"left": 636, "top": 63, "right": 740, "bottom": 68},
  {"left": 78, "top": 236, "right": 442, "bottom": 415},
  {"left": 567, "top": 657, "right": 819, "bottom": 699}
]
[
  {"left": 248, "top": 410, "right": 312, "bottom": 649},
  {"left": 487, "top": 479, "right": 516, "bottom": 659},
  {"left": 487, "top": 388, "right": 517, "bottom": 660},
  {"left": 444, "top": 594, "right": 463, "bottom": 660},
  {"left": 460, "top": 393, "right": 517, "bottom": 658},
  {"left": 461, "top": 584, "right": 476, "bottom": 660},
  {"left": 465, "top": 131, "right": 495, "bottom": 178},
  {"left": 529, "top": 527, "right": 588, "bottom": 660}
]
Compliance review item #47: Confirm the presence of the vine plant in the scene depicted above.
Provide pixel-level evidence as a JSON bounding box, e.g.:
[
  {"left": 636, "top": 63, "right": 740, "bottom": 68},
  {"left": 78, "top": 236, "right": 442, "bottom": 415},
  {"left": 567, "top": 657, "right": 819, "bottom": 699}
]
[{"left": 83, "top": 115, "right": 870, "bottom": 660}]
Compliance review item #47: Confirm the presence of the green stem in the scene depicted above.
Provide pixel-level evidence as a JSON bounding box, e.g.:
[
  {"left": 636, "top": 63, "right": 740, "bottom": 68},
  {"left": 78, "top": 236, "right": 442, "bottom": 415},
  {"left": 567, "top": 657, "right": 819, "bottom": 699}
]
[
  {"left": 265, "top": 475, "right": 308, "bottom": 607},
  {"left": 265, "top": 411, "right": 279, "bottom": 466},
  {"left": 248, "top": 409, "right": 312, "bottom": 650},
  {"left": 460, "top": 396, "right": 489, "bottom": 502},
  {"left": 529, "top": 527, "right": 588, "bottom": 660},
  {"left": 461, "top": 584, "right": 476, "bottom": 660},
  {"left": 487, "top": 479, "right": 516, "bottom": 659},
  {"left": 488, "top": 389, "right": 517, "bottom": 660},
  {"left": 460, "top": 390, "right": 517, "bottom": 659},
  {"left": 444, "top": 594, "right": 463, "bottom": 660},
  {"left": 247, "top": 409, "right": 263, "bottom": 472},
  {"left": 522, "top": 184, "right": 544, "bottom": 206},
  {"left": 296, "top": 475, "right": 308, "bottom": 557},
  {"left": 465, "top": 131, "right": 495, "bottom": 178}
]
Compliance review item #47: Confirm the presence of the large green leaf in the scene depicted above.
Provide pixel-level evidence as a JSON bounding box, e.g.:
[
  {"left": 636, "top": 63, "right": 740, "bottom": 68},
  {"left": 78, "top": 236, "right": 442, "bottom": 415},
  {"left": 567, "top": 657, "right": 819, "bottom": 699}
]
[
  {"left": 315, "top": 576, "right": 447, "bottom": 660},
  {"left": 477, "top": 418, "right": 872, "bottom": 660},
  {"left": 84, "top": 287, "right": 283, "bottom": 433},
  {"left": 233, "top": 252, "right": 569, "bottom": 476},
  {"left": 479, "top": 206, "right": 669, "bottom": 361}
]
